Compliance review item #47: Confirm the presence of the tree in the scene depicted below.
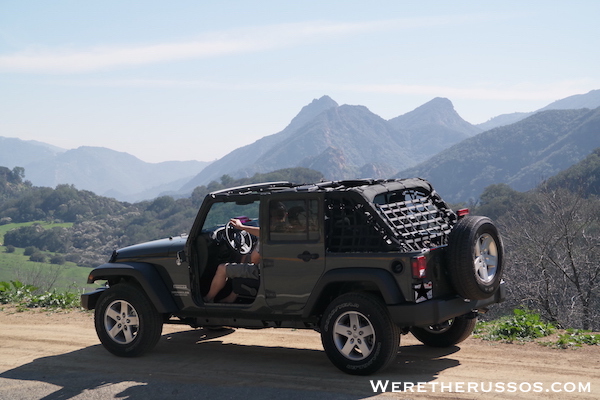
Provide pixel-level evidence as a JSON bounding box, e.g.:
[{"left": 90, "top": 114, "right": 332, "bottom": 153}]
[
  {"left": 24, "top": 246, "right": 38, "bottom": 256},
  {"left": 220, "top": 174, "right": 234, "bottom": 187},
  {"left": 10, "top": 167, "right": 25, "bottom": 184},
  {"left": 29, "top": 252, "right": 47, "bottom": 263},
  {"left": 50, "top": 254, "right": 66, "bottom": 265},
  {"left": 476, "top": 183, "right": 530, "bottom": 221},
  {"left": 499, "top": 188, "right": 600, "bottom": 330}
]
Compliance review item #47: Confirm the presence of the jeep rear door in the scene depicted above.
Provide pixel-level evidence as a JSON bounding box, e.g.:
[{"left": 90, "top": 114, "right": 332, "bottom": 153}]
[{"left": 260, "top": 193, "right": 325, "bottom": 313}]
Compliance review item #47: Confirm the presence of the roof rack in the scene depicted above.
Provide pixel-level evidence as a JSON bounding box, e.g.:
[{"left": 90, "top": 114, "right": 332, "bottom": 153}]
[
  {"left": 210, "top": 181, "right": 295, "bottom": 196},
  {"left": 314, "top": 179, "right": 387, "bottom": 189},
  {"left": 209, "top": 178, "right": 431, "bottom": 197}
]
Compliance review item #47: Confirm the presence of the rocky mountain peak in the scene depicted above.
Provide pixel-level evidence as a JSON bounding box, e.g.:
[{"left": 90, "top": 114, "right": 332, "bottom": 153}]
[
  {"left": 389, "top": 97, "right": 475, "bottom": 131},
  {"left": 284, "top": 95, "right": 339, "bottom": 133}
]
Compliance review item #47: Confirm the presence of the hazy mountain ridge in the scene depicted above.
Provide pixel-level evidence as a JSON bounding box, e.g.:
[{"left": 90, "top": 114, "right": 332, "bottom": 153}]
[
  {"left": 255, "top": 104, "right": 414, "bottom": 174},
  {"left": 3, "top": 90, "right": 600, "bottom": 204},
  {"left": 0, "top": 141, "right": 209, "bottom": 202},
  {"left": 180, "top": 95, "right": 339, "bottom": 191},
  {"left": 182, "top": 95, "right": 479, "bottom": 192},
  {"left": 389, "top": 97, "right": 482, "bottom": 159},
  {"left": 477, "top": 89, "right": 600, "bottom": 131},
  {"left": 0, "top": 137, "right": 65, "bottom": 167},
  {"left": 399, "top": 107, "right": 600, "bottom": 202},
  {"left": 543, "top": 147, "right": 600, "bottom": 196}
]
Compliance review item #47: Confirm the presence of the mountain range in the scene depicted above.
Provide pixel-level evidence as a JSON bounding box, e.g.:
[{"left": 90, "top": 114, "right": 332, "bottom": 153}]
[
  {"left": 476, "top": 89, "right": 600, "bottom": 131},
  {"left": 1, "top": 89, "right": 599, "bottom": 203},
  {"left": 0, "top": 137, "right": 209, "bottom": 202},
  {"left": 400, "top": 106, "right": 600, "bottom": 202},
  {"left": 182, "top": 95, "right": 483, "bottom": 191}
]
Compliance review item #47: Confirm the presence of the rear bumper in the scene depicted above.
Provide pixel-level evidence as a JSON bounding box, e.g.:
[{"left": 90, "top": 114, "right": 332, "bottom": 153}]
[{"left": 389, "top": 282, "right": 506, "bottom": 327}]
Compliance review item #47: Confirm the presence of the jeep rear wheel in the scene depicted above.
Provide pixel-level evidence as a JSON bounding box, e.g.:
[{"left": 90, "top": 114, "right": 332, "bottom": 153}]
[
  {"left": 320, "top": 293, "right": 399, "bottom": 375},
  {"left": 410, "top": 314, "right": 477, "bottom": 347},
  {"left": 447, "top": 216, "right": 504, "bottom": 300},
  {"left": 95, "top": 283, "right": 163, "bottom": 357}
]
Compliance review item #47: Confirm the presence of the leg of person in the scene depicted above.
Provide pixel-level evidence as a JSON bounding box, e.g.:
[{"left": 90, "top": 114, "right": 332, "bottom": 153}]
[
  {"left": 219, "top": 291, "right": 238, "bottom": 303},
  {"left": 203, "top": 263, "right": 228, "bottom": 302}
]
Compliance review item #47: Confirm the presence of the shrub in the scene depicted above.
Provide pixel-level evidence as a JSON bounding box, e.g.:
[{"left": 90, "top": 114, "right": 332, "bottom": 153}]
[
  {"left": 25, "top": 289, "right": 80, "bottom": 309},
  {"left": 24, "top": 246, "right": 38, "bottom": 256},
  {"left": 0, "top": 280, "right": 37, "bottom": 304},
  {"left": 4, "top": 245, "right": 15, "bottom": 253},
  {"left": 476, "top": 308, "right": 556, "bottom": 341},
  {"left": 65, "top": 253, "right": 81, "bottom": 263},
  {"left": 29, "top": 252, "right": 47, "bottom": 263},
  {"left": 0, "top": 280, "right": 80, "bottom": 309},
  {"left": 50, "top": 254, "right": 66, "bottom": 265},
  {"left": 552, "top": 329, "right": 600, "bottom": 349}
]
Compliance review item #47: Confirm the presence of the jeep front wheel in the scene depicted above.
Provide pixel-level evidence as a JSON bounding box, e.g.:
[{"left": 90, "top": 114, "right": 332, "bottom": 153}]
[
  {"left": 320, "top": 293, "right": 399, "bottom": 375},
  {"left": 95, "top": 283, "right": 163, "bottom": 357},
  {"left": 410, "top": 315, "right": 477, "bottom": 347}
]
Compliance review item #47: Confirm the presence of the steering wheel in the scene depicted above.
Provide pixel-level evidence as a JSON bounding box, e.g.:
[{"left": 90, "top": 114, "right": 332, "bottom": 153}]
[{"left": 225, "top": 220, "right": 253, "bottom": 255}]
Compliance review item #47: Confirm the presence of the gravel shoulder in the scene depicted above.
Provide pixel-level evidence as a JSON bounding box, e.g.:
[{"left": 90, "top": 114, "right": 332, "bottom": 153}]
[{"left": 0, "top": 307, "right": 599, "bottom": 399}]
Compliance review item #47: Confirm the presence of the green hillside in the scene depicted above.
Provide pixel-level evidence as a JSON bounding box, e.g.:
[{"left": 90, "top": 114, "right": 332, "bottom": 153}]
[{"left": 0, "top": 245, "right": 95, "bottom": 292}]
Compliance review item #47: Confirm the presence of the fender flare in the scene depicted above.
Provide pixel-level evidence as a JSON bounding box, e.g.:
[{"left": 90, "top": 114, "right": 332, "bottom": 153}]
[
  {"left": 84, "top": 262, "right": 178, "bottom": 313},
  {"left": 303, "top": 268, "right": 404, "bottom": 318}
]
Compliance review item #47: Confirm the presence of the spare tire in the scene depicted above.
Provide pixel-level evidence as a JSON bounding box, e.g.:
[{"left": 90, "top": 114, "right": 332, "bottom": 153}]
[
  {"left": 410, "top": 314, "right": 477, "bottom": 347},
  {"left": 447, "top": 216, "right": 503, "bottom": 300}
]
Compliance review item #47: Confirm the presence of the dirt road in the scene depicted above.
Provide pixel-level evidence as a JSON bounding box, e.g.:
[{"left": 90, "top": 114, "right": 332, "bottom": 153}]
[{"left": 0, "top": 308, "right": 598, "bottom": 399}]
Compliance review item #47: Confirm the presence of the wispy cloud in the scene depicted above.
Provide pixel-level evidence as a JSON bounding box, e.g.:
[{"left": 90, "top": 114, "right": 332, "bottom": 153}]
[
  {"left": 57, "top": 77, "right": 596, "bottom": 103},
  {"left": 0, "top": 16, "right": 486, "bottom": 74},
  {"left": 339, "top": 81, "right": 598, "bottom": 101}
]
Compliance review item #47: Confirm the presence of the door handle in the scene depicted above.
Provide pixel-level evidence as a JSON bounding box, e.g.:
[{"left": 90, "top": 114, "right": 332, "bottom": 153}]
[{"left": 297, "top": 251, "right": 319, "bottom": 262}]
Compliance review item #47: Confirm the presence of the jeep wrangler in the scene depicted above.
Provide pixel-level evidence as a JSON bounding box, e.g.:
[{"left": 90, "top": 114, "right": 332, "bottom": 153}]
[{"left": 81, "top": 178, "right": 505, "bottom": 375}]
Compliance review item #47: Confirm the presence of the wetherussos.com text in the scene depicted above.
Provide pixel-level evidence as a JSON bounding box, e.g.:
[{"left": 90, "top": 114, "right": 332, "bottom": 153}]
[{"left": 370, "top": 380, "right": 592, "bottom": 394}]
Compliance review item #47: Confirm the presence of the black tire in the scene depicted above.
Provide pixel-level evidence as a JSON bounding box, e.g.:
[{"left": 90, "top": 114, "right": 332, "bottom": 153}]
[
  {"left": 94, "top": 283, "right": 163, "bottom": 357},
  {"left": 410, "top": 315, "right": 477, "bottom": 347},
  {"left": 320, "top": 293, "right": 400, "bottom": 375},
  {"left": 447, "top": 216, "right": 504, "bottom": 300}
]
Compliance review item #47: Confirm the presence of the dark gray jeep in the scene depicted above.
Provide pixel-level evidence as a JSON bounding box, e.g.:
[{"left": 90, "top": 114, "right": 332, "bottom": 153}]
[{"left": 81, "top": 178, "right": 505, "bottom": 375}]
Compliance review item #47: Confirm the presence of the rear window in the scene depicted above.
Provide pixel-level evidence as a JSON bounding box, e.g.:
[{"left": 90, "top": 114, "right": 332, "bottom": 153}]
[{"left": 373, "top": 189, "right": 456, "bottom": 251}]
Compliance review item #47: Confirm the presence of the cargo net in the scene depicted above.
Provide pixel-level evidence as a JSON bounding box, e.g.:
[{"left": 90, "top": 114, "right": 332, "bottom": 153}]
[
  {"left": 374, "top": 189, "right": 456, "bottom": 251},
  {"left": 326, "top": 198, "right": 393, "bottom": 253}
]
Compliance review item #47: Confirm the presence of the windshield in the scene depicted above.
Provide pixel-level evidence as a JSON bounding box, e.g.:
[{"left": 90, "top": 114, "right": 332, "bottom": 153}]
[{"left": 201, "top": 200, "right": 260, "bottom": 232}]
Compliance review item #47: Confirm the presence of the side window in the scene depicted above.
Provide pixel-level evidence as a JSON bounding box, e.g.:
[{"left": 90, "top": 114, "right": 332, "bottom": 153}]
[
  {"left": 268, "top": 199, "right": 319, "bottom": 242},
  {"left": 325, "top": 196, "right": 389, "bottom": 252}
]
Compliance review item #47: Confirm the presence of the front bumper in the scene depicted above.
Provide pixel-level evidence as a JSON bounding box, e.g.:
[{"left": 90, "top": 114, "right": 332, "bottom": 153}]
[
  {"left": 80, "top": 287, "right": 107, "bottom": 310},
  {"left": 388, "top": 282, "right": 506, "bottom": 327}
]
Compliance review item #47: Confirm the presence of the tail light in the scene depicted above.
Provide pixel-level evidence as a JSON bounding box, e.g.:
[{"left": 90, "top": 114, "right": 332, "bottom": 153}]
[
  {"left": 457, "top": 208, "right": 470, "bottom": 218},
  {"left": 411, "top": 255, "right": 427, "bottom": 278}
]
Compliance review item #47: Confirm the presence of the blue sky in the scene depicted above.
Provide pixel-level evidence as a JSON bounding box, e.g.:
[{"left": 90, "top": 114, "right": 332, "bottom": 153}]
[{"left": 1, "top": 1, "right": 599, "bottom": 163}]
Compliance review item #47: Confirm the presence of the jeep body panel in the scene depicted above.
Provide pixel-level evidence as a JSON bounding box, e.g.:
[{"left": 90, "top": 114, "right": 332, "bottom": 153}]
[
  {"left": 85, "top": 262, "right": 179, "bottom": 313},
  {"left": 389, "top": 282, "right": 506, "bottom": 326},
  {"left": 112, "top": 236, "right": 186, "bottom": 261},
  {"left": 260, "top": 191, "right": 325, "bottom": 313}
]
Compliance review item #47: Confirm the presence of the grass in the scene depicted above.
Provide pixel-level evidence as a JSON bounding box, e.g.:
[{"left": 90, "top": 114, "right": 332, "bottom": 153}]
[
  {"left": 475, "top": 308, "right": 600, "bottom": 349},
  {"left": 0, "top": 221, "right": 92, "bottom": 292},
  {"left": 541, "top": 329, "right": 600, "bottom": 349},
  {"left": 0, "top": 245, "right": 96, "bottom": 292}
]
